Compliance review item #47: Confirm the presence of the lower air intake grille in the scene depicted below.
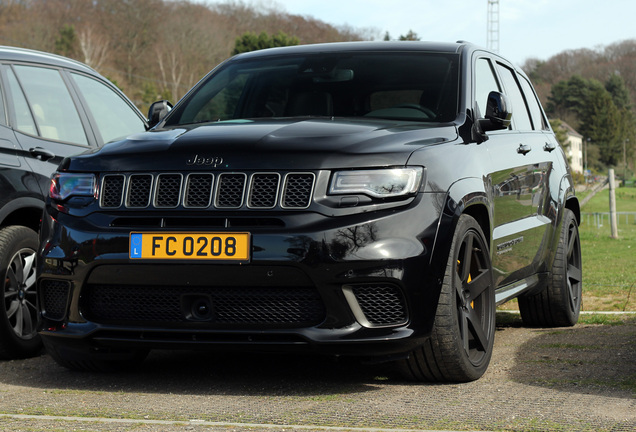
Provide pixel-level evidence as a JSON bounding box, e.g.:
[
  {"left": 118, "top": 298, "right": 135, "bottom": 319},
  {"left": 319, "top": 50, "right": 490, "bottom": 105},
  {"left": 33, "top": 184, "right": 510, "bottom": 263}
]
[
  {"left": 82, "top": 284, "right": 326, "bottom": 328},
  {"left": 350, "top": 285, "right": 407, "bottom": 327},
  {"left": 40, "top": 279, "right": 71, "bottom": 321}
]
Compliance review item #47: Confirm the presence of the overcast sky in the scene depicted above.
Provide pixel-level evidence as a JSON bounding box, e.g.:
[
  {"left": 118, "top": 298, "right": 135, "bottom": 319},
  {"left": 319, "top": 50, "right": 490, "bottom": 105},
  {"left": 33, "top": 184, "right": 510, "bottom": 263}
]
[{"left": 207, "top": 0, "right": 635, "bottom": 66}]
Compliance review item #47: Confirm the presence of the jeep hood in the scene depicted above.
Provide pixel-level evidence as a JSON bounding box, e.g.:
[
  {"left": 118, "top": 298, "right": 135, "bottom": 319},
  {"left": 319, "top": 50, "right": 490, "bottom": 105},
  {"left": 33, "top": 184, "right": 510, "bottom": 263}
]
[{"left": 66, "top": 118, "right": 458, "bottom": 172}]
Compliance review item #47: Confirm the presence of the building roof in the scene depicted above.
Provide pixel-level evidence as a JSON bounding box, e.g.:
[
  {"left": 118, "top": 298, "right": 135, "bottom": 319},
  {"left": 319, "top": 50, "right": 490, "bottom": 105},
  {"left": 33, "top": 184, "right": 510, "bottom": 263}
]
[{"left": 557, "top": 120, "right": 583, "bottom": 138}]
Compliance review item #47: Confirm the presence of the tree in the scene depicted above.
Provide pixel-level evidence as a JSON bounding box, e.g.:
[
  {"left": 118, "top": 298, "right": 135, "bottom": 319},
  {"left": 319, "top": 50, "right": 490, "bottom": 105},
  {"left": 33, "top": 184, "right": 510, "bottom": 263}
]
[
  {"left": 0, "top": 0, "right": 404, "bottom": 110},
  {"left": 550, "top": 119, "right": 569, "bottom": 147},
  {"left": 580, "top": 81, "right": 622, "bottom": 166},
  {"left": 606, "top": 73, "right": 632, "bottom": 110},
  {"left": 155, "top": 2, "right": 225, "bottom": 102},
  {"left": 398, "top": 30, "right": 420, "bottom": 41},
  {"left": 547, "top": 75, "right": 630, "bottom": 166},
  {"left": 232, "top": 31, "right": 299, "bottom": 55},
  {"left": 547, "top": 75, "right": 589, "bottom": 117},
  {"left": 77, "top": 26, "right": 109, "bottom": 70},
  {"left": 605, "top": 73, "right": 636, "bottom": 172},
  {"left": 54, "top": 24, "right": 76, "bottom": 57}
]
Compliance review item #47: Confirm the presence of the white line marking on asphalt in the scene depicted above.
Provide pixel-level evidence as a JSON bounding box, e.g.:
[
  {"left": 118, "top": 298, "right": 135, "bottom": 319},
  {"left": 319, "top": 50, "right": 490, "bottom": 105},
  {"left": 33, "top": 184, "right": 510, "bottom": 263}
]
[{"left": 0, "top": 413, "right": 490, "bottom": 432}]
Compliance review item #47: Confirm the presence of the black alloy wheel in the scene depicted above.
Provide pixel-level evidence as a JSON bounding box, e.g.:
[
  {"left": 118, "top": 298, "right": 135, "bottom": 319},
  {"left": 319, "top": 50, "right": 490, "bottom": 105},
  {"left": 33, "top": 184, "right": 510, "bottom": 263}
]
[
  {"left": 399, "top": 214, "right": 495, "bottom": 382},
  {"left": 519, "top": 208, "right": 582, "bottom": 327}
]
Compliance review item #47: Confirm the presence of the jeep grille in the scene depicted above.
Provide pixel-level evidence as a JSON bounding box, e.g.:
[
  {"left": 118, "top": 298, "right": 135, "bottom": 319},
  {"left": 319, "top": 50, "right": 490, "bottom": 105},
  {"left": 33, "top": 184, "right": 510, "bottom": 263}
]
[{"left": 99, "top": 172, "right": 315, "bottom": 210}]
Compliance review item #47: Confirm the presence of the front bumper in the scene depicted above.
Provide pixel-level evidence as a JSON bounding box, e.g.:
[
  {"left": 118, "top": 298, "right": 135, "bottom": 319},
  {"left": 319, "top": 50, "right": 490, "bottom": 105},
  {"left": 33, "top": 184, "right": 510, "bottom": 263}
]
[{"left": 37, "top": 194, "right": 446, "bottom": 358}]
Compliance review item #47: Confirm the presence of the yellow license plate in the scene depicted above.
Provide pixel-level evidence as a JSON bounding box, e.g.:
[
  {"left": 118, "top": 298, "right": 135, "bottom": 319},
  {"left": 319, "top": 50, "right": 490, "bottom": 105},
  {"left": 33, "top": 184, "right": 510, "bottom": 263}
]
[{"left": 129, "top": 232, "right": 250, "bottom": 261}]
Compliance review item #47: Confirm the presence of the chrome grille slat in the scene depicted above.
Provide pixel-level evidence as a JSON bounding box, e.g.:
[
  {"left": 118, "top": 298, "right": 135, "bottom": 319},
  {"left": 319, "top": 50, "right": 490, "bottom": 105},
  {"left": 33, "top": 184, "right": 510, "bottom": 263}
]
[{"left": 99, "top": 172, "right": 315, "bottom": 210}]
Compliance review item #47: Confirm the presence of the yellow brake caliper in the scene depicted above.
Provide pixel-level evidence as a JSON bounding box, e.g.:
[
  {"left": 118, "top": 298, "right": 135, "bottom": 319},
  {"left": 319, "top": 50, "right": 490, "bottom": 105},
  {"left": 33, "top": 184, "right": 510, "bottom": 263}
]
[{"left": 458, "top": 260, "right": 474, "bottom": 308}]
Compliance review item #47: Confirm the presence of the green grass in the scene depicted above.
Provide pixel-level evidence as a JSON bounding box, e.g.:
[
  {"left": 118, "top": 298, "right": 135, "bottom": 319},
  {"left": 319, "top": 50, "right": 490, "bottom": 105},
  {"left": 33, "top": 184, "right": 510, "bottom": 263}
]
[
  {"left": 578, "top": 314, "right": 636, "bottom": 325},
  {"left": 537, "top": 343, "right": 601, "bottom": 350},
  {"left": 580, "top": 186, "right": 636, "bottom": 213},
  {"left": 497, "top": 184, "right": 635, "bottom": 313},
  {"left": 496, "top": 312, "right": 636, "bottom": 326},
  {"left": 579, "top": 185, "right": 636, "bottom": 311}
]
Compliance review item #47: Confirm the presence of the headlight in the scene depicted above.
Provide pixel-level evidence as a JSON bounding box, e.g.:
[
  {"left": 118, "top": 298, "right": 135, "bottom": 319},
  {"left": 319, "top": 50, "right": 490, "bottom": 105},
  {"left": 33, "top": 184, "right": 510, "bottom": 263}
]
[
  {"left": 49, "top": 173, "right": 96, "bottom": 201},
  {"left": 329, "top": 167, "right": 423, "bottom": 198}
]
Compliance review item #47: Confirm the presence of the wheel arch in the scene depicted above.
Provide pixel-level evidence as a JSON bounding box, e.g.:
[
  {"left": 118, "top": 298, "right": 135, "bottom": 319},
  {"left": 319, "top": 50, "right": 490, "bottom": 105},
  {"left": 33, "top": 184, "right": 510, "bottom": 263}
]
[
  {"left": 430, "top": 177, "right": 492, "bottom": 270},
  {"left": 565, "top": 195, "right": 580, "bottom": 226},
  {"left": 462, "top": 202, "right": 491, "bottom": 248},
  {"left": 0, "top": 197, "right": 45, "bottom": 233},
  {"left": 556, "top": 171, "right": 580, "bottom": 226}
]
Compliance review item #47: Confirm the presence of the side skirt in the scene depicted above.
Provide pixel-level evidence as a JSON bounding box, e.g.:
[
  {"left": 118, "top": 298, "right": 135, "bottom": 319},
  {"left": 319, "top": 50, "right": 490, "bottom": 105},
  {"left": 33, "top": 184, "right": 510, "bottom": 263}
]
[{"left": 495, "top": 273, "right": 547, "bottom": 305}]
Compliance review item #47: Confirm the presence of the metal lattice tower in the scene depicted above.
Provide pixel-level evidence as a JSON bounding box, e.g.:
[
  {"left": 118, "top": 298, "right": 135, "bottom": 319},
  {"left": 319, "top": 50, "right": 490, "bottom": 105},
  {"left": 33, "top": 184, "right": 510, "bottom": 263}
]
[{"left": 487, "top": 0, "right": 500, "bottom": 53}]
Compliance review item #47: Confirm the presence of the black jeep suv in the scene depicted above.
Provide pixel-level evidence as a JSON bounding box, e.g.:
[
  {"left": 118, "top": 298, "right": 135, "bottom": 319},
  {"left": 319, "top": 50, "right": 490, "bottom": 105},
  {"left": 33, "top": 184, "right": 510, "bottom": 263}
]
[
  {"left": 0, "top": 46, "right": 147, "bottom": 359},
  {"left": 38, "top": 41, "right": 582, "bottom": 382}
]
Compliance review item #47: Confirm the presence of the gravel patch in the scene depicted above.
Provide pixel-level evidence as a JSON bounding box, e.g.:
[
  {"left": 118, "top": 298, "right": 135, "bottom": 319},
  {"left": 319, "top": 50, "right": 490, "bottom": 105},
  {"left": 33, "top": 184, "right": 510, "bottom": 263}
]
[{"left": 0, "top": 319, "right": 634, "bottom": 432}]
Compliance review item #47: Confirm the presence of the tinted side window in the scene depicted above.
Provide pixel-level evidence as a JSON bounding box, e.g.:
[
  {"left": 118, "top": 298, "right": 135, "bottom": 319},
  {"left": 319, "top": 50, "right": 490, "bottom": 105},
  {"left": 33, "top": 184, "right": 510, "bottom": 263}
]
[
  {"left": 71, "top": 73, "right": 146, "bottom": 144},
  {"left": 474, "top": 58, "right": 501, "bottom": 118},
  {"left": 495, "top": 64, "right": 532, "bottom": 131},
  {"left": 6, "top": 68, "right": 37, "bottom": 135},
  {"left": 0, "top": 77, "right": 6, "bottom": 126},
  {"left": 518, "top": 76, "right": 547, "bottom": 130},
  {"left": 13, "top": 65, "right": 88, "bottom": 145}
]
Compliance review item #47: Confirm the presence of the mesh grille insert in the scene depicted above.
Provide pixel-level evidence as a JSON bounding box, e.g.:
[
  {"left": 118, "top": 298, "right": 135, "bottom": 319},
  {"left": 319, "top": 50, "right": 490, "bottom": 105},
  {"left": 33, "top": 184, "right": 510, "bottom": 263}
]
[
  {"left": 82, "top": 284, "right": 326, "bottom": 328},
  {"left": 127, "top": 174, "right": 153, "bottom": 208},
  {"left": 351, "top": 285, "right": 407, "bottom": 326},
  {"left": 100, "top": 175, "right": 125, "bottom": 208},
  {"left": 283, "top": 174, "right": 314, "bottom": 208},
  {"left": 155, "top": 174, "right": 182, "bottom": 208},
  {"left": 40, "top": 279, "right": 71, "bottom": 321},
  {"left": 185, "top": 174, "right": 214, "bottom": 208},
  {"left": 249, "top": 174, "right": 280, "bottom": 208},
  {"left": 216, "top": 174, "right": 246, "bottom": 208}
]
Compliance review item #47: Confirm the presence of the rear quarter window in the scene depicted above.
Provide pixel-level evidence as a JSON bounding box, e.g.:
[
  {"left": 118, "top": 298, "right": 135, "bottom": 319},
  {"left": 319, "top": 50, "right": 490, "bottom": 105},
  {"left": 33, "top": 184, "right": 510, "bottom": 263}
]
[
  {"left": 495, "top": 63, "right": 532, "bottom": 131},
  {"left": 518, "top": 76, "right": 548, "bottom": 130}
]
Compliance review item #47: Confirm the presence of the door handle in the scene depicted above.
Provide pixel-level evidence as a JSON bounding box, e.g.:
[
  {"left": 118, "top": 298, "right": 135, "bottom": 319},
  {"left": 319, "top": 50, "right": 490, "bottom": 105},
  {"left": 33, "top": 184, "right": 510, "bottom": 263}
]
[
  {"left": 543, "top": 141, "right": 557, "bottom": 152},
  {"left": 517, "top": 144, "right": 531, "bottom": 155},
  {"left": 29, "top": 147, "right": 56, "bottom": 161}
]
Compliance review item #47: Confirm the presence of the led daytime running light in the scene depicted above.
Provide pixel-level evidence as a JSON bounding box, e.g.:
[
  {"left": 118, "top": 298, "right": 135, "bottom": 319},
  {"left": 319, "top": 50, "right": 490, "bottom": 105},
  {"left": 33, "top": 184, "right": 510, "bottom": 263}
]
[{"left": 330, "top": 167, "right": 423, "bottom": 198}]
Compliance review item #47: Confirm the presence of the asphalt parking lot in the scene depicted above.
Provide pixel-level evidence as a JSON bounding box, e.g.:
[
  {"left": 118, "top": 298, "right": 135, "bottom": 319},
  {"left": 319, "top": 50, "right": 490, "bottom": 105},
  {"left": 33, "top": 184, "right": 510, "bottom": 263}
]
[{"left": 0, "top": 315, "right": 634, "bottom": 432}]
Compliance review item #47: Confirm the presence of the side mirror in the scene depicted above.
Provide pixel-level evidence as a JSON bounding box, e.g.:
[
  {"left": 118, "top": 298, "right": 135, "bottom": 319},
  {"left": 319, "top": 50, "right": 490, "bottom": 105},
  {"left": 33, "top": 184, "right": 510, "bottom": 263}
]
[
  {"left": 147, "top": 100, "right": 173, "bottom": 128},
  {"left": 479, "top": 91, "right": 512, "bottom": 132}
]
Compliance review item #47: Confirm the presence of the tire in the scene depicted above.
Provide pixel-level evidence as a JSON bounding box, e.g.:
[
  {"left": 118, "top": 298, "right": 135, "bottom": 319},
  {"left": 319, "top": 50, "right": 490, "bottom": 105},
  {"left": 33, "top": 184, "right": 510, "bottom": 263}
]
[
  {"left": 519, "top": 208, "right": 582, "bottom": 327},
  {"left": 398, "top": 214, "right": 496, "bottom": 382},
  {"left": 43, "top": 338, "right": 149, "bottom": 372},
  {"left": 0, "top": 225, "right": 42, "bottom": 359}
]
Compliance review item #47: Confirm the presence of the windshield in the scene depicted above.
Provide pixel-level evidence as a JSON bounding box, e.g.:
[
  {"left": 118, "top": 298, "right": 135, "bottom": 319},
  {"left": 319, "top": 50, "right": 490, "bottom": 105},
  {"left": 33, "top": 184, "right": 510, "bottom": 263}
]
[{"left": 166, "top": 51, "right": 459, "bottom": 126}]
